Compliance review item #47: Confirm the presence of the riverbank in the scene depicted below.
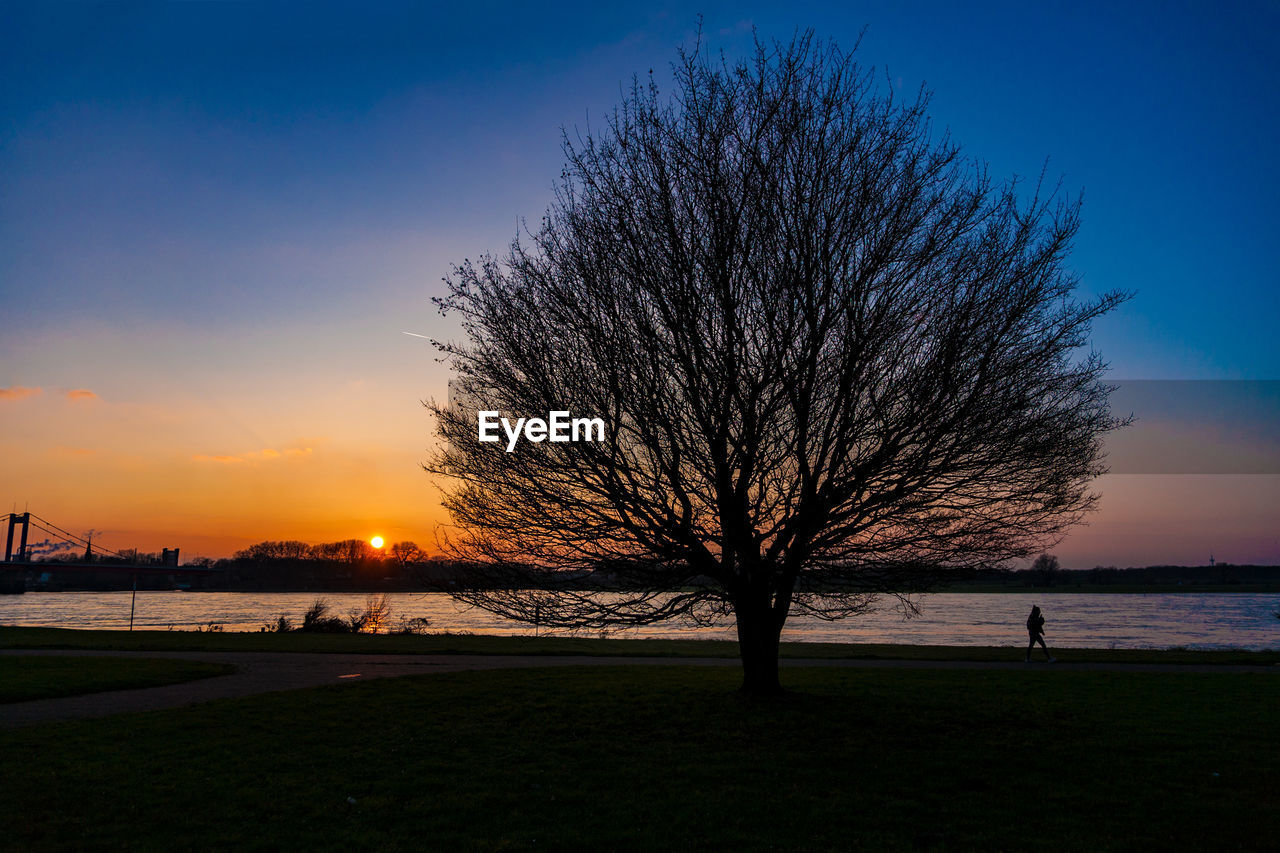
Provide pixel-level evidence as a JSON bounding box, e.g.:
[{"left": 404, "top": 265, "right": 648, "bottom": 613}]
[
  {"left": 4, "top": 626, "right": 1278, "bottom": 666},
  {"left": 944, "top": 582, "right": 1280, "bottom": 593}
]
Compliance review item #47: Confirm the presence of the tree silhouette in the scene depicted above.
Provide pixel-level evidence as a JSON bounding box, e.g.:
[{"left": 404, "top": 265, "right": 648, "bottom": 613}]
[
  {"left": 1033, "top": 553, "right": 1061, "bottom": 586},
  {"left": 426, "top": 31, "right": 1127, "bottom": 693}
]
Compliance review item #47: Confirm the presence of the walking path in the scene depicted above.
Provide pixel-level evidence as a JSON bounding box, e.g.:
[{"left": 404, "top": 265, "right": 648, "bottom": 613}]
[{"left": 1, "top": 648, "right": 1274, "bottom": 728}]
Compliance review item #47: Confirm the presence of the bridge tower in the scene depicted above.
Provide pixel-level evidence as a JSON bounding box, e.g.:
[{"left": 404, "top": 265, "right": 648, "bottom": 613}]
[{"left": 4, "top": 513, "right": 30, "bottom": 562}]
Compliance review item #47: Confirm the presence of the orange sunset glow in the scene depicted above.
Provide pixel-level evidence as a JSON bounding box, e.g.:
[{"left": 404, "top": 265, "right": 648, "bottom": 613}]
[
  {"left": 2, "top": 378, "right": 1279, "bottom": 564},
  {"left": 0, "top": 374, "right": 451, "bottom": 559}
]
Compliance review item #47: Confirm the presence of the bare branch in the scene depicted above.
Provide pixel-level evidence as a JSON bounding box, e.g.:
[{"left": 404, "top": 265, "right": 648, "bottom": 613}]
[{"left": 425, "top": 30, "right": 1128, "bottom": 693}]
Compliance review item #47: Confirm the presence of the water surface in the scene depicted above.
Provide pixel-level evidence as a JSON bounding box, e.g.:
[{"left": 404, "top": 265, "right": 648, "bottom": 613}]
[{"left": 2, "top": 591, "right": 1276, "bottom": 650}]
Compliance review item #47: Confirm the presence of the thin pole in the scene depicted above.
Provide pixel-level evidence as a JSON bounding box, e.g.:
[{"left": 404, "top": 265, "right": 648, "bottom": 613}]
[{"left": 129, "top": 572, "right": 138, "bottom": 631}]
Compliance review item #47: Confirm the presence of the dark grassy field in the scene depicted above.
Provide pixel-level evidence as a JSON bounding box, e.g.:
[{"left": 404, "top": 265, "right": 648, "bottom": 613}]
[
  {"left": 0, "top": 655, "right": 233, "bottom": 703},
  {"left": 3, "top": 625, "right": 1278, "bottom": 666},
  {"left": 1, "top": 665, "right": 1276, "bottom": 850}
]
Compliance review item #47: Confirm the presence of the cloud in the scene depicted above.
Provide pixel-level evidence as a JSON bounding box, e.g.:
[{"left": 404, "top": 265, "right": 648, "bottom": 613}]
[
  {"left": 192, "top": 445, "right": 314, "bottom": 465},
  {"left": 0, "top": 386, "right": 43, "bottom": 401},
  {"left": 65, "top": 389, "right": 99, "bottom": 401},
  {"left": 244, "top": 447, "right": 312, "bottom": 461},
  {"left": 192, "top": 454, "right": 246, "bottom": 464}
]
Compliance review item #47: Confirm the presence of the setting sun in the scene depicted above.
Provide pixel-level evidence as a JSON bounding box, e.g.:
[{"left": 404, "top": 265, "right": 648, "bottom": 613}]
[{"left": 370, "top": 535, "right": 384, "bottom": 549}]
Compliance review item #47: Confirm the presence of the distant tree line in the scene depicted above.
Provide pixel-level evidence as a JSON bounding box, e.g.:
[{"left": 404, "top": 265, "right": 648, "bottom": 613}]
[
  {"left": 23, "top": 539, "right": 449, "bottom": 592},
  {"left": 215, "top": 539, "right": 440, "bottom": 591},
  {"left": 19, "top": 542, "right": 1280, "bottom": 593},
  {"left": 966, "top": 561, "right": 1280, "bottom": 589}
]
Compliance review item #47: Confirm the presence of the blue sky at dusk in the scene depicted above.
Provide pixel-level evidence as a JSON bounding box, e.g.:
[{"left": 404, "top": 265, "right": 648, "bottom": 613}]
[{"left": 1, "top": 1, "right": 1276, "bottom": 563}]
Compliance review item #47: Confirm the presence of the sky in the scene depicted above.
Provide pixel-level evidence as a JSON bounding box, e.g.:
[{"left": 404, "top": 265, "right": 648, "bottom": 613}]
[{"left": 1, "top": 1, "right": 1277, "bottom": 565}]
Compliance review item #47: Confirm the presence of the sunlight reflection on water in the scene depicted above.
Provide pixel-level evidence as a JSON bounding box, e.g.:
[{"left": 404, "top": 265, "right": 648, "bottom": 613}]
[{"left": 1, "top": 591, "right": 1277, "bottom": 650}]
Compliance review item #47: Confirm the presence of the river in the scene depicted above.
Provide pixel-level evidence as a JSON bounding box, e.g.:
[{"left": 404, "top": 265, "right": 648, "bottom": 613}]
[{"left": 2, "top": 591, "right": 1278, "bottom": 650}]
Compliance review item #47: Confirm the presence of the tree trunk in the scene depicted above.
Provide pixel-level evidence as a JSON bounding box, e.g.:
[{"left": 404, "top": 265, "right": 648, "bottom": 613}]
[{"left": 735, "top": 598, "right": 783, "bottom": 695}]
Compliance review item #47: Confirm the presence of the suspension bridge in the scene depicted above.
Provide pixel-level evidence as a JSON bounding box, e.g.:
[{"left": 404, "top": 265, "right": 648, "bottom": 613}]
[{"left": 1, "top": 510, "right": 220, "bottom": 586}]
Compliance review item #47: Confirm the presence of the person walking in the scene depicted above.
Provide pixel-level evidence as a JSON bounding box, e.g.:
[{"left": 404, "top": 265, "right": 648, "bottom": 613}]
[{"left": 1025, "top": 605, "right": 1057, "bottom": 663}]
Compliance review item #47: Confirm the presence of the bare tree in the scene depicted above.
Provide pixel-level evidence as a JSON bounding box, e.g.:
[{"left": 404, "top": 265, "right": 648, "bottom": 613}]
[
  {"left": 390, "top": 540, "right": 428, "bottom": 568},
  {"left": 1033, "top": 553, "right": 1061, "bottom": 587},
  {"left": 425, "top": 31, "right": 1127, "bottom": 693}
]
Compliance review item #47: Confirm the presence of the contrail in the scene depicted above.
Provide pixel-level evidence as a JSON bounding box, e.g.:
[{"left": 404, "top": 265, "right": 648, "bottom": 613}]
[{"left": 401, "top": 331, "right": 431, "bottom": 339}]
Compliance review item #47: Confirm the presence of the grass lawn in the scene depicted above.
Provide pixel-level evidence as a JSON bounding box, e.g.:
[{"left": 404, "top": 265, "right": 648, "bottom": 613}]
[
  {"left": 1, "top": 665, "right": 1276, "bottom": 850},
  {"left": 0, "top": 656, "right": 233, "bottom": 704},
  {"left": 2, "top": 625, "right": 1277, "bottom": 666}
]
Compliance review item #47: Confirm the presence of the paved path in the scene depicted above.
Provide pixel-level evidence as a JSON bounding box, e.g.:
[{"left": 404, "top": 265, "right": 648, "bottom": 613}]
[{"left": 1, "top": 649, "right": 1274, "bottom": 728}]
